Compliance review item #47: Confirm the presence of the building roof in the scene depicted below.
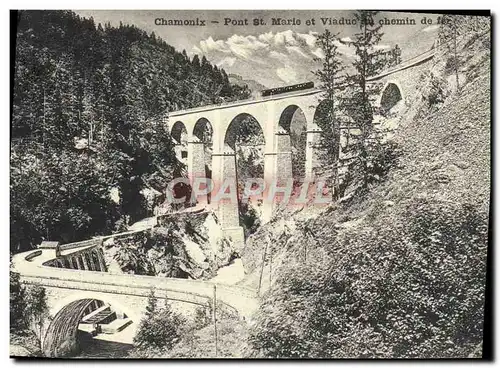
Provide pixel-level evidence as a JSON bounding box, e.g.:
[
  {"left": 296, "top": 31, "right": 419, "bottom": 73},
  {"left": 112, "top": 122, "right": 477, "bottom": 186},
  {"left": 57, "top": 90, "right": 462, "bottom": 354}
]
[{"left": 38, "top": 241, "right": 60, "bottom": 249}]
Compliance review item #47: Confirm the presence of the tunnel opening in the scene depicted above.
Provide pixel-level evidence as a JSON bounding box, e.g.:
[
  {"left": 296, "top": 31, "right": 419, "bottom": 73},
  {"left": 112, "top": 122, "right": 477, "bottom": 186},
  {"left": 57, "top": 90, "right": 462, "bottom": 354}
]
[
  {"left": 278, "top": 105, "right": 307, "bottom": 186},
  {"left": 171, "top": 121, "right": 188, "bottom": 166},
  {"left": 43, "top": 298, "right": 134, "bottom": 358}
]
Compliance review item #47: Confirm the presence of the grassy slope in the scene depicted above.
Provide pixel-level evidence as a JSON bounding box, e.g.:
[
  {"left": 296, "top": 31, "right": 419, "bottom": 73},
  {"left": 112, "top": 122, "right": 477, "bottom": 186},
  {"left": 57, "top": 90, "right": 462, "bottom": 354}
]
[
  {"left": 166, "top": 317, "right": 249, "bottom": 358},
  {"left": 389, "top": 72, "right": 490, "bottom": 214},
  {"left": 129, "top": 316, "right": 249, "bottom": 359}
]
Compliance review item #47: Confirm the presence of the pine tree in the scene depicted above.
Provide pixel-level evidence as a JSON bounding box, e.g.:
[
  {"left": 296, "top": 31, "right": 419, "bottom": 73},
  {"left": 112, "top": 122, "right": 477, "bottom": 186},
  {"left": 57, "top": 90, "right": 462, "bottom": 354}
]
[
  {"left": 133, "top": 291, "right": 184, "bottom": 352},
  {"left": 313, "top": 29, "right": 347, "bottom": 200},
  {"left": 391, "top": 44, "right": 402, "bottom": 67},
  {"left": 145, "top": 289, "right": 158, "bottom": 317},
  {"left": 201, "top": 55, "right": 211, "bottom": 71},
  {"left": 191, "top": 54, "right": 201, "bottom": 71},
  {"left": 343, "top": 10, "right": 388, "bottom": 192}
]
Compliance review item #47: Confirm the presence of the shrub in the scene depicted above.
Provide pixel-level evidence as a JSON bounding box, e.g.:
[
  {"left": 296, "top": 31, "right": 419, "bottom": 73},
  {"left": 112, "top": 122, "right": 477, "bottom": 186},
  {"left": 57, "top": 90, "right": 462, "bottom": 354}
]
[
  {"left": 239, "top": 201, "right": 261, "bottom": 237},
  {"left": 425, "top": 73, "right": 450, "bottom": 109},
  {"left": 367, "top": 140, "right": 402, "bottom": 185},
  {"left": 340, "top": 139, "right": 402, "bottom": 200},
  {"left": 10, "top": 271, "right": 27, "bottom": 332},
  {"left": 192, "top": 304, "right": 213, "bottom": 330},
  {"left": 133, "top": 290, "right": 186, "bottom": 353},
  {"left": 192, "top": 300, "right": 239, "bottom": 331},
  {"left": 25, "top": 285, "right": 49, "bottom": 347}
]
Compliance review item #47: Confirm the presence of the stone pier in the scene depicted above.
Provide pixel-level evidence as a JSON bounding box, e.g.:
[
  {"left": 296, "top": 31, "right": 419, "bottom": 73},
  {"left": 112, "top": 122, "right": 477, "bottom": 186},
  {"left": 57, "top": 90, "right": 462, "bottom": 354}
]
[{"left": 212, "top": 146, "right": 245, "bottom": 251}]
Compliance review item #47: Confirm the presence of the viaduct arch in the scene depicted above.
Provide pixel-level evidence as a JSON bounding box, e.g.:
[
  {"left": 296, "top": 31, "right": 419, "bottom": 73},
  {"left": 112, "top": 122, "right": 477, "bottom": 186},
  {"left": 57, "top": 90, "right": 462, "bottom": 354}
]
[
  {"left": 377, "top": 80, "right": 404, "bottom": 113},
  {"left": 171, "top": 121, "right": 188, "bottom": 165}
]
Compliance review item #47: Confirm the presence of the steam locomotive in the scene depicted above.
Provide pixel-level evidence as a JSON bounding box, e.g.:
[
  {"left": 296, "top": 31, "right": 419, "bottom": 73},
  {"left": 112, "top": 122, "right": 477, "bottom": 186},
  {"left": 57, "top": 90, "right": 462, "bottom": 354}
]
[{"left": 261, "top": 81, "right": 314, "bottom": 97}]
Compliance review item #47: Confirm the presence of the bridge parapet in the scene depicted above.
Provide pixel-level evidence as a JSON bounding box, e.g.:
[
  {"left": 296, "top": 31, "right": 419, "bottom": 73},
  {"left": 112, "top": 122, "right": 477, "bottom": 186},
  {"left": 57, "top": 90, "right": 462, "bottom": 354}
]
[
  {"left": 36, "top": 239, "right": 108, "bottom": 273},
  {"left": 24, "top": 250, "right": 43, "bottom": 262},
  {"left": 58, "top": 238, "right": 103, "bottom": 251},
  {"left": 367, "top": 48, "right": 436, "bottom": 82},
  {"left": 20, "top": 274, "right": 241, "bottom": 317},
  {"left": 168, "top": 88, "right": 322, "bottom": 118}
]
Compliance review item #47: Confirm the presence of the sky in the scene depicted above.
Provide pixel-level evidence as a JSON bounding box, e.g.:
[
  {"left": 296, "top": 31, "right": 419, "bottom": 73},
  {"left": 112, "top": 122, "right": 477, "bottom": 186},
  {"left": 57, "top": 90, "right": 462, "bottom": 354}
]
[{"left": 74, "top": 10, "right": 442, "bottom": 88}]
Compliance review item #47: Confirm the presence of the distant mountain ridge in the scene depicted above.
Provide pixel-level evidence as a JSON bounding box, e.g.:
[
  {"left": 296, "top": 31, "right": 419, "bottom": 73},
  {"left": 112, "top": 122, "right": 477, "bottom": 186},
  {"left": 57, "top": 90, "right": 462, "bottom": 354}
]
[{"left": 228, "top": 74, "right": 268, "bottom": 97}]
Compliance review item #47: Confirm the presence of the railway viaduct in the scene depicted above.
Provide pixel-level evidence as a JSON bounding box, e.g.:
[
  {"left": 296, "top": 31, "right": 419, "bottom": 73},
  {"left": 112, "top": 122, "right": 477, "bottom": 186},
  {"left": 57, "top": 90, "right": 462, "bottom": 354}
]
[{"left": 163, "top": 47, "right": 437, "bottom": 243}]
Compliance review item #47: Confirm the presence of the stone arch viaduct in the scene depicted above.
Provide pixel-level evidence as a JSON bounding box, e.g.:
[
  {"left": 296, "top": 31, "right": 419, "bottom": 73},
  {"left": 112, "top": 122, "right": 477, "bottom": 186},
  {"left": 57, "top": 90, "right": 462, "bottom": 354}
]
[{"left": 164, "top": 47, "right": 436, "bottom": 243}]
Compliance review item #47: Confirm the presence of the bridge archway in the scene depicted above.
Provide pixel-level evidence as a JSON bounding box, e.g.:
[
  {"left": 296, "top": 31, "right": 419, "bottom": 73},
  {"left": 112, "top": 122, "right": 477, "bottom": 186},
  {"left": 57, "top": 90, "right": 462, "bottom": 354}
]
[
  {"left": 43, "top": 296, "right": 136, "bottom": 357},
  {"left": 278, "top": 105, "right": 307, "bottom": 182},
  {"left": 171, "top": 121, "right": 188, "bottom": 144},
  {"left": 49, "top": 291, "right": 140, "bottom": 326},
  {"left": 188, "top": 118, "right": 214, "bottom": 204},
  {"left": 218, "top": 113, "right": 265, "bottom": 237},
  {"left": 171, "top": 121, "right": 188, "bottom": 164},
  {"left": 224, "top": 113, "right": 266, "bottom": 191},
  {"left": 192, "top": 118, "right": 213, "bottom": 178},
  {"left": 193, "top": 118, "right": 213, "bottom": 145},
  {"left": 378, "top": 81, "right": 403, "bottom": 114},
  {"left": 224, "top": 113, "right": 265, "bottom": 152}
]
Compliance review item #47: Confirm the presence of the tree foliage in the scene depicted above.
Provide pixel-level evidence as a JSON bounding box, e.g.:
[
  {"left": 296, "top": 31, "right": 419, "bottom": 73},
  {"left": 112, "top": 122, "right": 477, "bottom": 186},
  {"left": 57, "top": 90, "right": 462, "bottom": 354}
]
[
  {"left": 313, "top": 30, "right": 347, "bottom": 200},
  {"left": 340, "top": 11, "right": 390, "bottom": 194},
  {"left": 10, "top": 271, "right": 27, "bottom": 332},
  {"left": 437, "top": 15, "right": 490, "bottom": 92},
  {"left": 10, "top": 275, "right": 50, "bottom": 352},
  {"left": 439, "top": 14, "right": 461, "bottom": 90},
  {"left": 25, "top": 285, "right": 50, "bottom": 347},
  {"left": 11, "top": 10, "right": 249, "bottom": 253},
  {"left": 313, "top": 12, "right": 397, "bottom": 199}
]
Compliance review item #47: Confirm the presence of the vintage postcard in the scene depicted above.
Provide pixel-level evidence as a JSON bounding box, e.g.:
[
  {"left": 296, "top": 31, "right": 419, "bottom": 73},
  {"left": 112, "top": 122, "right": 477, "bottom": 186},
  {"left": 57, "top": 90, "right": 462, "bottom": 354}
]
[{"left": 10, "top": 10, "right": 491, "bottom": 359}]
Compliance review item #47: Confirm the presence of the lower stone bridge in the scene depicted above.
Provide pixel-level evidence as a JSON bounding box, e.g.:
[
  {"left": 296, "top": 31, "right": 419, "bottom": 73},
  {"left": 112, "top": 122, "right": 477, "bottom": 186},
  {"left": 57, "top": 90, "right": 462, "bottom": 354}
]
[{"left": 12, "top": 239, "right": 258, "bottom": 357}]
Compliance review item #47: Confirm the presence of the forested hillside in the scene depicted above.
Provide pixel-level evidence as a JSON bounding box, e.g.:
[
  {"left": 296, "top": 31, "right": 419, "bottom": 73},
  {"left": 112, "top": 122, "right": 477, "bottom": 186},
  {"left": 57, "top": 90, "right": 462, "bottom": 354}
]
[{"left": 10, "top": 10, "right": 250, "bottom": 253}]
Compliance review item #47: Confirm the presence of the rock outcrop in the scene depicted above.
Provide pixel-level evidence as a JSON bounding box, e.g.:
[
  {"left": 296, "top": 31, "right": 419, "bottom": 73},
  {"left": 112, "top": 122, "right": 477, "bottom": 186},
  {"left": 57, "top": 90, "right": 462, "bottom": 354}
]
[{"left": 102, "top": 210, "right": 240, "bottom": 280}]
